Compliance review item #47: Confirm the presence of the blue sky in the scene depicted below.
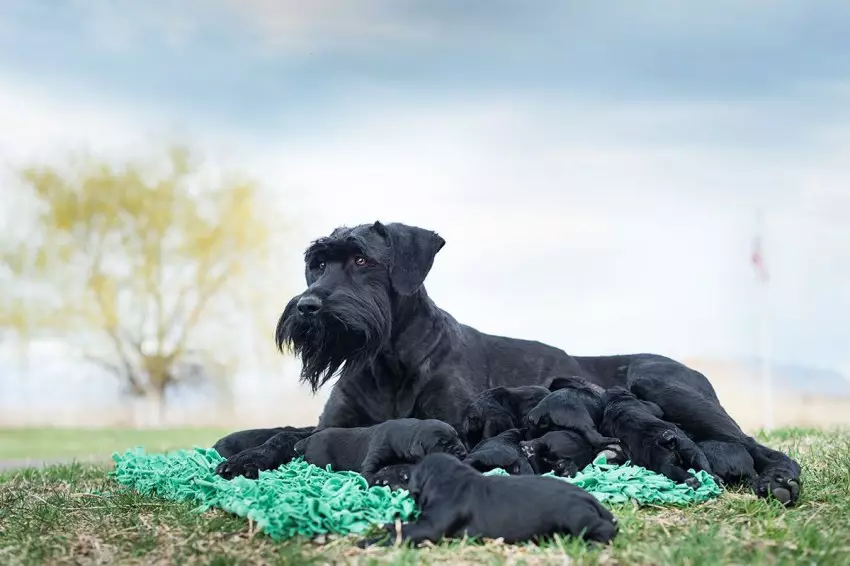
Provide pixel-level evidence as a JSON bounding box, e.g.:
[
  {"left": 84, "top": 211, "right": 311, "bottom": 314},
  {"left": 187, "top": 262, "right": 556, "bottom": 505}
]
[{"left": 1, "top": 1, "right": 849, "bottom": 390}]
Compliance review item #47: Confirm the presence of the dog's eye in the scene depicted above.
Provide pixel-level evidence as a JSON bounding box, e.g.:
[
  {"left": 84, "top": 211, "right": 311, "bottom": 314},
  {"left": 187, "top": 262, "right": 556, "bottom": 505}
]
[
  {"left": 316, "top": 261, "right": 326, "bottom": 271},
  {"left": 354, "top": 256, "right": 367, "bottom": 267}
]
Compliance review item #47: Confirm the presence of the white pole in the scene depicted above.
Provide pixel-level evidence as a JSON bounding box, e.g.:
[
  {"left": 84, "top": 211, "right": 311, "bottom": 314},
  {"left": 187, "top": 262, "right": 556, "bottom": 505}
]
[{"left": 755, "top": 210, "right": 774, "bottom": 431}]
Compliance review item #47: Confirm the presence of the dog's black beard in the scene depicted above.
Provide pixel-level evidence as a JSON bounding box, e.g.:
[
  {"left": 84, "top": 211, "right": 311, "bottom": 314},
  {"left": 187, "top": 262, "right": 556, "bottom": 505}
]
[{"left": 275, "top": 288, "right": 392, "bottom": 392}]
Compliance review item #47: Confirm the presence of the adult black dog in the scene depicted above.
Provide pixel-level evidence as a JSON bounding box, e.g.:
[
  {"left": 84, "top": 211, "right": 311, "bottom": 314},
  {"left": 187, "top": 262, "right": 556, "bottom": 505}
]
[
  {"left": 215, "top": 221, "right": 801, "bottom": 506},
  {"left": 463, "top": 428, "right": 534, "bottom": 475},
  {"left": 292, "top": 418, "right": 467, "bottom": 479},
  {"left": 360, "top": 453, "right": 618, "bottom": 546},
  {"left": 460, "top": 385, "right": 550, "bottom": 449}
]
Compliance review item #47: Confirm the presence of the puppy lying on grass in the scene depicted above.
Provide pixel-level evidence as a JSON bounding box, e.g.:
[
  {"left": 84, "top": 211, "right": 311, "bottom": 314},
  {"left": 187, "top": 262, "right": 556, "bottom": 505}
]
[
  {"left": 600, "top": 387, "right": 713, "bottom": 488},
  {"left": 294, "top": 418, "right": 467, "bottom": 481},
  {"left": 359, "top": 453, "right": 618, "bottom": 547},
  {"left": 460, "top": 385, "right": 550, "bottom": 448},
  {"left": 464, "top": 428, "right": 534, "bottom": 475}
]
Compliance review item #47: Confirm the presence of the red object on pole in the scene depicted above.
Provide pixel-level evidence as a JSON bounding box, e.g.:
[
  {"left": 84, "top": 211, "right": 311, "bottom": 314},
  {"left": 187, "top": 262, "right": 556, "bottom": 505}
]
[{"left": 751, "top": 236, "right": 769, "bottom": 283}]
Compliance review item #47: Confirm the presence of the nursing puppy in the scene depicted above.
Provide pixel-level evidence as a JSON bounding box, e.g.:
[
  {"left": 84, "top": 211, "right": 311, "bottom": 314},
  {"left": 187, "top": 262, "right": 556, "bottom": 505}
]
[
  {"left": 360, "top": 453, "right": 618, "bottom": 547},
  {"left": 460, "top": 385, "right": 551, "bottom": 448},
  {"left": 370, "top": 463, "right": 414, "bottom": 490},
  {"left": 520, "top": 430, "right": 624, "bottom": 477},
  {"left": 215, "top": 427, "right": 314, "bottom": 479},
  {"left": 293, "top": 418, "right": 467, "bottom": 479},
  {"left": 464, "top": 428, "right": 534, "bottom": 475},
  {"left": 526, "top": 377, "right": 615, "bottom": 447},
  {"left": 600, "top": 387, "right": 712, "bottom": 488}
]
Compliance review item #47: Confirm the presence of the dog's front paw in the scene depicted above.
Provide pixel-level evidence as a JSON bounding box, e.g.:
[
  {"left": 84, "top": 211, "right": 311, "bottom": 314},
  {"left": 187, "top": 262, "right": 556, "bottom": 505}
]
[
  {"left": 755, "top": 468, "right": 802, "bottom": 506},
  {"left": 684, "top": 475, "right": 702, "bottom": 490},
  {"left": 215, "top": 448, "right": 275, "bottom": 480}
]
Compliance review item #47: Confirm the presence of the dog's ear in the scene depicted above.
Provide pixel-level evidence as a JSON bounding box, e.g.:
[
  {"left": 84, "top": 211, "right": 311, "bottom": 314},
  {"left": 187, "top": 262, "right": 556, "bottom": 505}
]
[{"left": 373, "top": 221, "right": 445, "bottom": 295}]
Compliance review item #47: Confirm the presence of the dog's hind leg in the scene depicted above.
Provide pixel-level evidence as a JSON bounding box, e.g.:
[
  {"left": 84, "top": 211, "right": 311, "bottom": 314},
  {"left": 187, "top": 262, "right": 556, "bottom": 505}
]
[{"left": 627, "top": 364, "right": 802, "bottom": 505}]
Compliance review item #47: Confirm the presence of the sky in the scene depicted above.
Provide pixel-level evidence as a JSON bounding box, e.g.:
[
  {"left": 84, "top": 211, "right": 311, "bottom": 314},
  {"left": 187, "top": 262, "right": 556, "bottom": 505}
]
[{"left": 1, "top": 0, "right": 849, "bottom": 409}]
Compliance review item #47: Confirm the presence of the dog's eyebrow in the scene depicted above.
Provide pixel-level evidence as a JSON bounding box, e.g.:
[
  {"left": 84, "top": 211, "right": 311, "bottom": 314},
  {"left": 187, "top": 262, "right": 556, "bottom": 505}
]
[{"left": 304, "top": 237, "right": 366, "bottom": 262}]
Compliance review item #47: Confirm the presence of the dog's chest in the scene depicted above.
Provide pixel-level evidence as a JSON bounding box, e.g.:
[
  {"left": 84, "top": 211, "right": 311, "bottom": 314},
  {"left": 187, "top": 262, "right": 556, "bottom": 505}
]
[{"left": 357, "top": 362, "right": 418, "bottom": 422}]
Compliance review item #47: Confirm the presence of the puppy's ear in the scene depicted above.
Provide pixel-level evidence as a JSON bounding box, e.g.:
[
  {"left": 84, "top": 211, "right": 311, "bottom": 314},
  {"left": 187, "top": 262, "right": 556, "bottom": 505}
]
[
  {"left": 640, "top": 400, "right": 665, "bottom": 419},
  {"left": 374, "top": 221, "right": 445, "bottom": 295}
]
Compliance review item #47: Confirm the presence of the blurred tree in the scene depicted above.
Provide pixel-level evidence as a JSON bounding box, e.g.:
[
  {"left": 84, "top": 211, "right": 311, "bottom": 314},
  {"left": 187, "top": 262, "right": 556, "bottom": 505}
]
[{"left": 1, "top": 146, "right": 287, "bottom": 422}]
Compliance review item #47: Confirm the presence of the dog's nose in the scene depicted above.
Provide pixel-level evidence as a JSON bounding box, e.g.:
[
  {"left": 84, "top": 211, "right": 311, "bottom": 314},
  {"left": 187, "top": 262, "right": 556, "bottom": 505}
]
[{"left": 297, "top": 295, "right": 323, "bottom": 316}]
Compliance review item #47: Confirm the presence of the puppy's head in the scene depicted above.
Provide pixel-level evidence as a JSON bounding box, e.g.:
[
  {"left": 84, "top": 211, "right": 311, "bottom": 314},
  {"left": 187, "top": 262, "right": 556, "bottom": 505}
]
[
  {"left": 369, "top": 463, "right": 413, "bottom": 490},
  {"left": 525, "top": 401, "right": 555, "bottom": 436},
  {"left": 411, "top": 421, "right": 468, "bottom": 462},
  {"left": 521, "top": 430, "right": 594, "bottom": 476},
  {"left": 460, "top": 388, "right": 519, "bottom": 448},
  {"left": 408, "top": 453, "right": 471, "bottom": 504},
  {"left": 276, "top": 222, "right": 445, "bottom": 392}
]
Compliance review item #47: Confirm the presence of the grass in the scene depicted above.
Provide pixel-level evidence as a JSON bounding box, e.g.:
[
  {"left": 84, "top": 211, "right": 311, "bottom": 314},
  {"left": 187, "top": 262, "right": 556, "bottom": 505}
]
[
  {"left": 0, "top": 427, "right": 229, "bottom": 461},
  {"left": 1, "top": 428, "right": 849, "bottom": 565}
]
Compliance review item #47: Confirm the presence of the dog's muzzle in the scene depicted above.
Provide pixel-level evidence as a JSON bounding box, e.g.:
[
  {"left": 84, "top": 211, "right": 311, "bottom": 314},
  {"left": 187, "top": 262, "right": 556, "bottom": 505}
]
[{"left": 296, "top": 294, "right": 323, "bottom": 316}]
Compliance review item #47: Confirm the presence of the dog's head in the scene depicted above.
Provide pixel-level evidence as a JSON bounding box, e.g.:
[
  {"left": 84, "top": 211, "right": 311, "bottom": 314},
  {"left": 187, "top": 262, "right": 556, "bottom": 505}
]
[
  {"left": 276, "top": 221, "right": 445, "bottom": 391},
  {"left": 460, "top": 388, "right": 518, "bottom": 448},
  {"left": 412, "top": 421, "right": 469, "bottom": 461},
  {"left": 408, "top": 452, "right": 471, "bottom": 505},
  {"left": 521, "top": 430, "right": 602, "bottom": 476}
]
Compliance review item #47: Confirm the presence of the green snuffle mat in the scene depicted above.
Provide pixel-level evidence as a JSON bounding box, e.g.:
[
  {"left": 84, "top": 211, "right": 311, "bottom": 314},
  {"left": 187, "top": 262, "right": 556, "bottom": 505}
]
[{"left": 110, "top": 447, "right": 721, "bottom": 541}]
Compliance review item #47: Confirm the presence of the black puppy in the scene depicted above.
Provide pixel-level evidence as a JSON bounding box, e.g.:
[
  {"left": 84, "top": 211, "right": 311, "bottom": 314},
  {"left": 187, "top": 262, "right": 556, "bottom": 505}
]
[
  {"left": 526, "top": 377, "right": 616, "bottom": 448},
  {"left": 698, "top": 440, "right": 757, "bottom": 487},
  {"left": 293, "top": 418, "right": 467, "bottom": 479},
  {"left": 215, "top": 427, "right": 314, "bottom": 479},
  {"left": 520, "top": 430, "right": 624, "bottom": 477},
  {"left": 369, "top": 463, "right": 413, "bottom": 490},
  {"left": 460, "top": 385, "right": 551, "bottom": 449},
  {"left": 600, "top": 387, "right": 712, "bottom": 488},
  {"left": 360, "top": 453, "right": 618, "bottom": 546},
  {"left": 463, "top": 428, "right": 534, "bottom": 475}
]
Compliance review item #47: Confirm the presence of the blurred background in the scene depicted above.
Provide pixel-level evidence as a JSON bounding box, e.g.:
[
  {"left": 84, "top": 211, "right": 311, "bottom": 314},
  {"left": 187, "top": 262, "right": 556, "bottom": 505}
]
[{"left": 1, "top": 1, "right": 849, "bottom": 464}]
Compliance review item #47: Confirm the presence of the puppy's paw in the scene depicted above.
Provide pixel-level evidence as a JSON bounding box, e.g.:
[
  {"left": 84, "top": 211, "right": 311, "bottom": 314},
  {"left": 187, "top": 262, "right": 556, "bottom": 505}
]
[
  {"left": 553, "top": 459, "right": 579, "bottom": 478},
  {"left": 659, "top": 429, "right": 678, "bottom": 450},
  {"left": 215, "top": 448, "right": 276, "bottom": 480},
  {"left": 684, "top": 475, "right": 702, "bottom": 490},
  {"left": 755, "top": 468, "right": 802, "bottom": 506},
  {"left": 598, "top": 443, "right": 627, "bottom": 466}
]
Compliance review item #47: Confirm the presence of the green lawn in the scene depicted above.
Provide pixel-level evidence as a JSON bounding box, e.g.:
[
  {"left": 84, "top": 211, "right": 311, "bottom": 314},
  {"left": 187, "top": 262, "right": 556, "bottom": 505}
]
[
  {"left": 0, "top": 427, "right": 229, "bottom": 461},
  {"left": 1, "top": 428, "right": 849, "bottom": 565}
]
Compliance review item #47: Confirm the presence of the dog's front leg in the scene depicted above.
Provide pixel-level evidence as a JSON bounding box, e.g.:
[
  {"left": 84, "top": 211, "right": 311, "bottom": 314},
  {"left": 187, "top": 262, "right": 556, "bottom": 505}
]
[{"left": 216, "top": 430, "right": 310, "bottom": 480}]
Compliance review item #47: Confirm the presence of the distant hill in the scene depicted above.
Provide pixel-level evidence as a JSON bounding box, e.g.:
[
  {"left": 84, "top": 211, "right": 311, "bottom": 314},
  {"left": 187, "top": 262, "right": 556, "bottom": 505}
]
[{"left": 685, "top": 357, "right": 850, "bottom": 396}]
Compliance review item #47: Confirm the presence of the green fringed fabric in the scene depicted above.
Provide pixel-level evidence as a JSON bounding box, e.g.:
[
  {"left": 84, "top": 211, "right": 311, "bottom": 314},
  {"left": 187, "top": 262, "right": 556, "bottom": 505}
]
[{"left": 110, "top": 448, "right": 721, "bottom": 540}]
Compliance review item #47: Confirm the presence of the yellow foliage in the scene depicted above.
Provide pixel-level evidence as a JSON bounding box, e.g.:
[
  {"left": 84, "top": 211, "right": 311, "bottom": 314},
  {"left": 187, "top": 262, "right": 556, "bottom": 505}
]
[{"left": 1, "top": 146, "right": 288, "bottom": 398}]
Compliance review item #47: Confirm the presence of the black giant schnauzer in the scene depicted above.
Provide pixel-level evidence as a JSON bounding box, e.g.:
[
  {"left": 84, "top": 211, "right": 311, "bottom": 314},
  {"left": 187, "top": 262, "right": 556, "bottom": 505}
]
[{"left": 215, "top": 221, "right": 801, "bottom": 506}]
